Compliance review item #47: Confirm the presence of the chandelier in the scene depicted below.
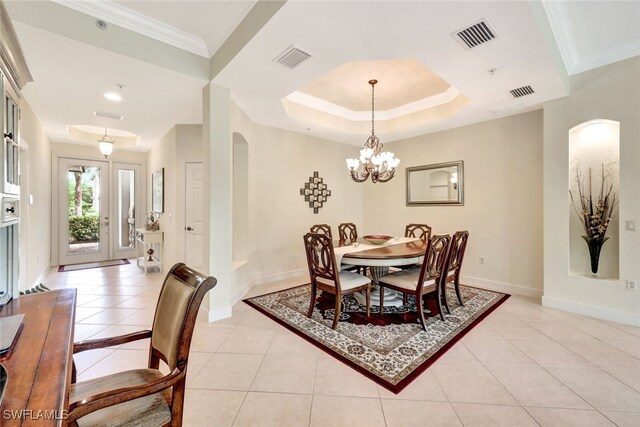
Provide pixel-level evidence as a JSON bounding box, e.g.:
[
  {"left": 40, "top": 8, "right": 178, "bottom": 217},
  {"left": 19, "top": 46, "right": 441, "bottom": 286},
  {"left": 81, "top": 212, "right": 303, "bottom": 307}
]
[
  {"left": 98, "top": 128, "right": 115, "bottom": 158},
  {"left": 346, "top": 79, "right": 400, "bottom": 183}
]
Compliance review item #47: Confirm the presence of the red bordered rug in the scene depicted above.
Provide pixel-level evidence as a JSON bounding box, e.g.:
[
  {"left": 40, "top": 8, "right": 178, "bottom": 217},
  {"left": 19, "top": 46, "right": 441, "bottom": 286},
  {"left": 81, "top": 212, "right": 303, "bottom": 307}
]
[{"left": 244, "top": 283, "right": 509, "bottom": 394}]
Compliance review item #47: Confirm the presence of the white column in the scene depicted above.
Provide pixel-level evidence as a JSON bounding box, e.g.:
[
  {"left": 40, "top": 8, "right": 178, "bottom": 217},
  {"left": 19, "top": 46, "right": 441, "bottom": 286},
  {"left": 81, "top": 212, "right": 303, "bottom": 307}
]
[{"left": 203, "top": 83, "right": 233, "bottom": 321}]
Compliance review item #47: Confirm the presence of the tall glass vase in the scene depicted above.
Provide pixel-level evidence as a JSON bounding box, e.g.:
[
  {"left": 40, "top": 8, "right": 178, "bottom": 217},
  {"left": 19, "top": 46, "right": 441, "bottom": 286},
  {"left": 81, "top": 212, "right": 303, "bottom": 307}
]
[{"left": 582, "top": 236, "right": 609, "bottom": 276}]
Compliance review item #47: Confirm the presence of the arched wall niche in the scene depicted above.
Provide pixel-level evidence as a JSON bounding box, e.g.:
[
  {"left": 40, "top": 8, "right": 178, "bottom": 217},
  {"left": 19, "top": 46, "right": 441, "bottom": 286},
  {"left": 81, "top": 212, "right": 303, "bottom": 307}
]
[
  {"left": 568, "top": 119, "right": 620, "bottom": 280},
  {"left": 232, "top": 132, "right": 249, "bottom": 264}
]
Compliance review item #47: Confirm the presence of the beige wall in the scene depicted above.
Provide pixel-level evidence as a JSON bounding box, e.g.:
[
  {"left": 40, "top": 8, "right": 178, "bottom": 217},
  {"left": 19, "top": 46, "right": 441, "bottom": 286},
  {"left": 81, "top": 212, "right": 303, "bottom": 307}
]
[
  {"left": 543, "top": 57, "right": 640, "bottom": 325},
  {"left": 19, "top": 99, "right": 51, "bottom": 288},
  {"left": 230, "top": 102, "right": 365, "bottom": 301},
  {"left": 147, "top": 125, "right": 203, "bottom": 271},
  {"left": 363, "top": 111, "right": 544, "bottom": 297}
]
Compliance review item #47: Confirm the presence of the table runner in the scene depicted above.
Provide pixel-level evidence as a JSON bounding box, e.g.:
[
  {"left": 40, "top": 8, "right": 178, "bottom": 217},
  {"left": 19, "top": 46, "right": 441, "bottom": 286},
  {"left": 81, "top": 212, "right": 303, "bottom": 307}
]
[{"left": 334, "top": 236, "right": 420, "bottom": 266}]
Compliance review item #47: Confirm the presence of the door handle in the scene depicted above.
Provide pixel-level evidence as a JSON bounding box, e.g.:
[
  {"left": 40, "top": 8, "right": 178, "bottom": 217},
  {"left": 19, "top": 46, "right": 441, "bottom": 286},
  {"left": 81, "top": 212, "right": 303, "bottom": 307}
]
[
  {"left": 5, "top": 207, "right": 14, "bottom": 213},
  {"left": 185, "top": 226, "right": 194, "bottom": 231}
]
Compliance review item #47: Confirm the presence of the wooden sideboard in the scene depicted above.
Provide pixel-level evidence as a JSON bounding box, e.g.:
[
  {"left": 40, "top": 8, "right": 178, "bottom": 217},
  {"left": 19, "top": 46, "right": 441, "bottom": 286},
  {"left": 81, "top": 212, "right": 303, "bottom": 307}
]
[{"left": 0, "top": 289, "right": 76, "bottom": 426}]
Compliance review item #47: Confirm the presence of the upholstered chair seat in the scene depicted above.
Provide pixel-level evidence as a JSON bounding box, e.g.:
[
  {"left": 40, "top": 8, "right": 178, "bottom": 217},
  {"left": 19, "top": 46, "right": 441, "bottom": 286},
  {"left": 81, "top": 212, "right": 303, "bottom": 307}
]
[
  {"left": 317, "top": 270, "right": 371, "bottom": 290},
  {"left": 69, "top": 369, "right": 171, "bottom": 427},
  {"left": 377, "top": 269, "right": 436, "bottom": 292}
]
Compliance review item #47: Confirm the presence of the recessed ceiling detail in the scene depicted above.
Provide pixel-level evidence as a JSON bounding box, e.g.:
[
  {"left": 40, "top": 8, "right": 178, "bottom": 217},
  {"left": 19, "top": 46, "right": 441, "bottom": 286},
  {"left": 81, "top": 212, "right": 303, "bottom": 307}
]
[
  {"left": 66, "top": 125, "right": 141, "bottom": 148},
  {"left": 281, "top": 59, "right": 469, "bottom": 135}
]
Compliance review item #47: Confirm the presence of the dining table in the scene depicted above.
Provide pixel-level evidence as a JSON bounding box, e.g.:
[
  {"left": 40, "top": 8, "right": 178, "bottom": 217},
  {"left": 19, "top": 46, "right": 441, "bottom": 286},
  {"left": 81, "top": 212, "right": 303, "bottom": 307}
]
[{"left": 335, "top": 237, "right": 427, "bottom": 307}]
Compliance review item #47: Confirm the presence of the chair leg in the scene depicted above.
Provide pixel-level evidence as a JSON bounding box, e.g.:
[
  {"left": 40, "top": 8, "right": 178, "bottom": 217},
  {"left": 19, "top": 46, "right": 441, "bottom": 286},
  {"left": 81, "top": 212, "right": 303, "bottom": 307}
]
[
  {"left": 332, "top": 293, "right": 342, "bottom": 329},
  {"left": 435, "top": 288, "right": 446, "bottom": 321},
  {"left": 365, "top": 287, "right": 371, "bottom": 317},
  {"left": 170, "top": 378, "right": 186, "bottom": 427},
  {"left": 379, "top": 286, "right": 385, "bottom": 315},
  {"left": 307, "top": 283, "right": 317, "bottom": 318},
  {"left": 441, "top": 281, "right": 451, "bottom": 314},
  {"left": 454, "top": 276, "right": 464, "bottom": 306},
  {"left": 416, "top": 293, "right": 428, "bottom": 331}
]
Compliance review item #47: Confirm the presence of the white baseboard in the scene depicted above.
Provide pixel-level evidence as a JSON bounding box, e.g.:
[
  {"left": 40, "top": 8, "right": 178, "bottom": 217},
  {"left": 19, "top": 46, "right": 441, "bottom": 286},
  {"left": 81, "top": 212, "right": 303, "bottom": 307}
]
[
  {"left": 231, "top": 268, "right": 307, "bottom": 305},
  {"left": 207, "top": 305, "right": 232, "bottom": 322},
  {"left": 461, "top": 275, "right": 543, "bottom": 299},
  {"left": 542, "top": 295, "right": 640, "bottom": 327}
]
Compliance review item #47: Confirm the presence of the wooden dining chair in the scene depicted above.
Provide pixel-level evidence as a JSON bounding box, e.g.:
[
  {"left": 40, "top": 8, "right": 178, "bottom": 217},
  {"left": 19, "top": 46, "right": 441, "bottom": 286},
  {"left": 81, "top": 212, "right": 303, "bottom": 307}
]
[
  {"left": 310, "top": 224, "right": 332, "bottom": 239},
  {"left": 405, "top": 223, "right": 432, "bottom": 243},
  {"left": 338, "top": 223, "right": 358, "bottom": 241},
  {"left": 303, "top": 232, "right": 371, "bottom": 329},
  {"left": 67, "top": 263, "right": 216, "bottom": 427},
  {"left": 442, "top": 230, "right": 469, "bottom": 306},
  {"left": 378, "top": 234, "right": 452, "bottom": 329}
]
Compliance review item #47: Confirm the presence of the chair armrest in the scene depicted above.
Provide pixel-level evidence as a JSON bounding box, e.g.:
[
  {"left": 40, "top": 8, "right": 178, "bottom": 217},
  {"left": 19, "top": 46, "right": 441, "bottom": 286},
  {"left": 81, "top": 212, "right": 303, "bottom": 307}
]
[
  {"left": 74, "top": 330, "right": 152, "bottom": 353},
  {"left": 66, "top": 367, "right": 184, "bottom": 423}
]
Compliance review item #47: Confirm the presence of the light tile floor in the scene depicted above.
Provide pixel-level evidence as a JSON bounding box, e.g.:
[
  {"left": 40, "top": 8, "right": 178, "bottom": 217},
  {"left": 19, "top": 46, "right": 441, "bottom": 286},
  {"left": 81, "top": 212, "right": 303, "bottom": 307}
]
[{"left": 42, "top": 263, "right": 640, "bottom": 427}]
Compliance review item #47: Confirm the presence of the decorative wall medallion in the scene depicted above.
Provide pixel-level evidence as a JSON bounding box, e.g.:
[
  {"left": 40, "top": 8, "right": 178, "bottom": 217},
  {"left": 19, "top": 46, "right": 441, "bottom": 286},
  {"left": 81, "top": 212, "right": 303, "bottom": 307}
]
[{"left": 300, "top": 171, "right": 331, "bottom": 214}]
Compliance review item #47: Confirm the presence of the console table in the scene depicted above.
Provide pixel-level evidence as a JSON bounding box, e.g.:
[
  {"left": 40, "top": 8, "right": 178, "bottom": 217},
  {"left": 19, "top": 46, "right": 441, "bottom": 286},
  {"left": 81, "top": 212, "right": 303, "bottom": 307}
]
[
  {"left": 135, "top": 228, "right": 164, "bottom": 274},
  {"left": 0, "top": 289, "right": 76, "bottom": 426}
]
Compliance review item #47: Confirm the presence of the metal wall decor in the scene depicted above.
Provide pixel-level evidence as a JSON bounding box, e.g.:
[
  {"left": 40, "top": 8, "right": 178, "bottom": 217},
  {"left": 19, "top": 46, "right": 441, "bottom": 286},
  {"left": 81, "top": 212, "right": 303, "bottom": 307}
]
[{"left": 300, "top": 171, "right": 331, "bottom": 214}]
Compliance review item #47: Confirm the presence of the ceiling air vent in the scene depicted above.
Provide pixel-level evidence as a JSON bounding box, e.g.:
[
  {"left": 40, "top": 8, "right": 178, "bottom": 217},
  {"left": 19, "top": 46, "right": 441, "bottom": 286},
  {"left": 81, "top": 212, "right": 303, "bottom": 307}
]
[
  {"left": 509, "top": 85, "right": 535, "bottom": 98},
  {"left": 454, "top": 19, "right": 497, "bottom": 49},
  {"left": 274, "top": 45, "right": 312, "bottom": 69}
]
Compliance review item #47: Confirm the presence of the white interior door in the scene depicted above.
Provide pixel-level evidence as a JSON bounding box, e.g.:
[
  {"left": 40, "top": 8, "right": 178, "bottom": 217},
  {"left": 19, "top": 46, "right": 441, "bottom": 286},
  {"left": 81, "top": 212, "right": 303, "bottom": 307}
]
[
  {"left": 111, "top": 163, "right": 143, "bottom": 260},
  {"left": 185, "top": 162, "right": 205, "bottom": 272},
  {"left": 58, "top": 158, "right": 109, "bottom": 265}
]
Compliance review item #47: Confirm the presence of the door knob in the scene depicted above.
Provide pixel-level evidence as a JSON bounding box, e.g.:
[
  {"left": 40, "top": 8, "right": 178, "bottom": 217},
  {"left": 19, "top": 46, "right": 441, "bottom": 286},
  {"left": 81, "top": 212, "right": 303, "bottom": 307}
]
[
  {"left": 5, "top": 207, "right": 14, "bottom": 213},
  {"left": 185, "top": 226, "right": 194, "bottom": 231}
]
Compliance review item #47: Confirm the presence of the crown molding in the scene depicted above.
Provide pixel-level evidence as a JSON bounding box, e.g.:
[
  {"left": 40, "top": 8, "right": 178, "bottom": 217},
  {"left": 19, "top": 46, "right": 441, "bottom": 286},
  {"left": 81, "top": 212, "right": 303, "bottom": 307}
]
[
  {"left": 541, "top": 0, "right": 640, "bottom": 75},
  {"left": 285, "top": 87, "right": 461, "bottom": 122},
  {"left": 52, "top": 0, "right": 209, "bottom": 58},
  {"left": 0, "top": 2, "right": 33, "bottom": 91}
]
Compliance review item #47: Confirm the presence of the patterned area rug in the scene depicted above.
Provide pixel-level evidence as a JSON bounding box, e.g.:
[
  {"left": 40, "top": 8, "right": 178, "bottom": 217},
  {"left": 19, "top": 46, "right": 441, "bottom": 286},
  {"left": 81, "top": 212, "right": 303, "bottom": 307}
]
[
  {"left": 244, "top": 283, "right": 509, "bottom": 393},
  {"left": 58, "top": 258, "right": 130, "bottom": 272}
]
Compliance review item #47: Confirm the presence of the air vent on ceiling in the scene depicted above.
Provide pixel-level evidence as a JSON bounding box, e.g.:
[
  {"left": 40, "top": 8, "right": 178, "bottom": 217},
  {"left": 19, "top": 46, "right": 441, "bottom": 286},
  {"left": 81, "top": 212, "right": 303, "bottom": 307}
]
[
  {"left": 274, "top": 45, "right": 312, "bottom": 69},
  {"left": 454, "top": 19, "right": 497, "bottom": 49},
  {"left": 93, "top": 110, "right": 124, "bottom": 121},
  {"left": 509, "top": 85, "right": 535, "bottom": 98}
]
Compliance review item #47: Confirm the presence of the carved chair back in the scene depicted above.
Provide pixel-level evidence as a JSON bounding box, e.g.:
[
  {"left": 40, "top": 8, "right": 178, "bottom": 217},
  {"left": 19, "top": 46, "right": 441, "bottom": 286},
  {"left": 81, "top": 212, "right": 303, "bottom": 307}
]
[
  {"left": 310, "top": 224, "right": 333, "bottom": 239},
  {"left": 405, "top": 223, "right": 432, "bottom": 243},
  {"left": 416, "top": 234, "right": 452, "bottom": 288},
  {"left": 338, "top": 223, "right": 358, "bottom": 241},
  {"left": 303, "top": 232, "right": 342, "bottom": 293}
]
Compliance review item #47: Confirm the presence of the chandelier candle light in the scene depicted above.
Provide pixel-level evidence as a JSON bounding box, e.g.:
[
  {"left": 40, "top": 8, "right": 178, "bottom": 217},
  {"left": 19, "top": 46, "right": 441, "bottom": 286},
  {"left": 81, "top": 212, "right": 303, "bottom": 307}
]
[{"left": 346, "top": 80, "right": 400, "bottom": 183}]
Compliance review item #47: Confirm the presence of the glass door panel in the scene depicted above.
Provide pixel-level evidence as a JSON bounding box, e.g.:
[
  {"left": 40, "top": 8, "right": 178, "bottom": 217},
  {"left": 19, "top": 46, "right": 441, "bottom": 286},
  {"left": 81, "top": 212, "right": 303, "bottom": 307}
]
[
  {"left": 112, "top": 163, "right": 142, "bottom": 260},
  {"left": 58, "top": 158, "right": 109, "bottom": 265}
]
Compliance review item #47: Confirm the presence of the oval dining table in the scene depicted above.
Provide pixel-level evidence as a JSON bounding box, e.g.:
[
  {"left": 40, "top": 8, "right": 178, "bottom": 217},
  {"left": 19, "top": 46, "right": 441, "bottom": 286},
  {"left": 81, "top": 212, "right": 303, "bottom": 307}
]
[{"left": 337, "top": 238, "right": 427, "bottom": 307}]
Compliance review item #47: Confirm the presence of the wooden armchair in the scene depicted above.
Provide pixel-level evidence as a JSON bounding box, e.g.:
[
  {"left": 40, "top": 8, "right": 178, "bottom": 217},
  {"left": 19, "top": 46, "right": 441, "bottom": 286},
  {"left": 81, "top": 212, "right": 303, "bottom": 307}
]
[
  {"left": 67, "top": 263, "right": 216, "bottom": 427},
  {"left": 338, "top": 223, "right": 358, "bottom": 241},
  {"left": 378, "top": 234, "right": 451, "bottom": 329},
  {"left": 303, "top": 233, "right": 371, "bottom": 329},
  {"left": 442, "top": 230, "right": 469, "bottom": 306}
]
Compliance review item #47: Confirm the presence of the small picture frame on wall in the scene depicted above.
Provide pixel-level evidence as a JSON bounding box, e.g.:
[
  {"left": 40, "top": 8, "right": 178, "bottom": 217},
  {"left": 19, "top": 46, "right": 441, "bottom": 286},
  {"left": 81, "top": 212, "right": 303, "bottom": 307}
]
[{"left": 152, "top": 168, "right": 164, "bottom": 213}]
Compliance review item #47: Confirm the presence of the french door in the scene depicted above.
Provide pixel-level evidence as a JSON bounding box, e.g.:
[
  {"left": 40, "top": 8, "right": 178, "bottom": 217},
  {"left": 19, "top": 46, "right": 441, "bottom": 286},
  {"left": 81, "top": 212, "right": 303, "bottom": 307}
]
[{"left": 58, "top": 158, "right": 142, "bottom": 265}]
